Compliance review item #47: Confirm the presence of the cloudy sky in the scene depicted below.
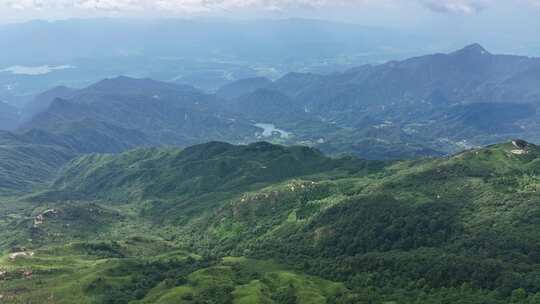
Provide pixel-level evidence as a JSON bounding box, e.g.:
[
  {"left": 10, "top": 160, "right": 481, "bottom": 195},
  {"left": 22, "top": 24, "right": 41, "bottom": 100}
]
[
  {"left": 0, "top": 0, "right": 538, "bottom": 22},
  {"left": 1, "top": 0, "right": 540, "bottom": 49}
]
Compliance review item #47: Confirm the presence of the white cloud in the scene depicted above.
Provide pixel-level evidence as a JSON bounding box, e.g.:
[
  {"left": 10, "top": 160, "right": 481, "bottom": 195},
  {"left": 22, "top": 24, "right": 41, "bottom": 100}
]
[
  {"left": 0, "top": 65, "right": 74, "bottom": 75},
  {"left": 0, "top": 0, "right": 393, "bottom": 13},
  {"left": 0, "top": 0, "right": 538, "bottom": 16},
  {"left": 420, "top": 0, "right": 490, "bottom": 14}
]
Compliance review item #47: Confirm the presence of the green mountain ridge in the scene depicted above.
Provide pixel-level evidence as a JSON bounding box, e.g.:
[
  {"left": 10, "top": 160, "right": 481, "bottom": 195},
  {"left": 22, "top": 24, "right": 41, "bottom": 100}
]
[
  {"left": 1, "top": 140, "right": 540, "bottom": 303},
  {"left": 37, "top": 141, "right": 375, "bottom": 204},
  {"left": 0, "top": 119, "right": 153, "bottom": 196}
]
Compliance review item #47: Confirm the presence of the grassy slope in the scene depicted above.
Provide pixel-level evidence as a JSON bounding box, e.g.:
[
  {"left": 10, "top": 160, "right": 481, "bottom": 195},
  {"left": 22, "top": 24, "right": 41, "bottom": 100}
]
[{"left": 0, "top": 243, "right": 354, "bottom": 304}]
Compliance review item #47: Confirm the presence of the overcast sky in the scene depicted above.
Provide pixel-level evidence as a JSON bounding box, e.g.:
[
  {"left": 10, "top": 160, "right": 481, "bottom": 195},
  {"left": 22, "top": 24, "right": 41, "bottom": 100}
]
[
  {"left": 1, "top": 0, "right": 540, "bottom": 54},
  {"left": 0, "top": 0, "right": 538, "bottom": 23}
]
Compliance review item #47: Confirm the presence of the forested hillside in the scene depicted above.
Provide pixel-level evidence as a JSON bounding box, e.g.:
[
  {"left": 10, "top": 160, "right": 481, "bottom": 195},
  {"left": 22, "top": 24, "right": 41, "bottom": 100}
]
[{"left": 1, "top": 141, "right": 539, "bottom": 303}]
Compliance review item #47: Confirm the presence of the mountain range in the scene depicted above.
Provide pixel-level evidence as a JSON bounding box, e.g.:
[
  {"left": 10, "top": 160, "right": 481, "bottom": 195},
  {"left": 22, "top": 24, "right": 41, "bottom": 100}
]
[
  {"left": 23, "top": 76, "right": 256, "bottom": 147},
  {"left": 1, "top": 44, "right": 540, "bottom": 303},
  {"left": 0, "top": 18, "right": 435, "bottom": 107},
  {"left": 217, "top": 44, "right": 540, "bottom": 156},
  {"left": 1, "top": 44, "right": 538, "bottom": 169}
]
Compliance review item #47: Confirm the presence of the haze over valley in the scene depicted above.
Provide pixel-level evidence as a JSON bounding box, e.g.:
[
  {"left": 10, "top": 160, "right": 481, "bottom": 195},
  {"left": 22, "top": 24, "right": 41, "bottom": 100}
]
[{"left": 5, "top": 43, "right": 540, "bottom": 161}]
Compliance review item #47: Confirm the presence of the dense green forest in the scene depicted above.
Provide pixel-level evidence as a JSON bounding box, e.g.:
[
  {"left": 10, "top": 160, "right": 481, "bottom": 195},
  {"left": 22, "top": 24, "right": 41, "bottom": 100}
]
[{"left": 1, "top": 141, "right": 540, "bottom": 303}]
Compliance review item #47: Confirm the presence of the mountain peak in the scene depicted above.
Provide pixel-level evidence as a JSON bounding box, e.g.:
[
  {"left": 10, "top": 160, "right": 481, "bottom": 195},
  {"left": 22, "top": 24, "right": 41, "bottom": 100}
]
[
  {"left": 453, "top": 43, "right": 490, "bottom": 56},
  {"left": 87, "top": 76, "right": 199, "bottom": 95},
  {"left": 89, "top": 76, "right": 140, "bottom": 90},
  {"left": 511, "top": 139, "right": 530, "bottom": 149}
]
